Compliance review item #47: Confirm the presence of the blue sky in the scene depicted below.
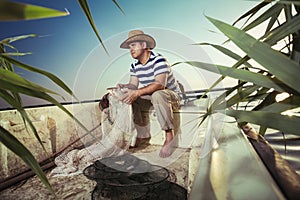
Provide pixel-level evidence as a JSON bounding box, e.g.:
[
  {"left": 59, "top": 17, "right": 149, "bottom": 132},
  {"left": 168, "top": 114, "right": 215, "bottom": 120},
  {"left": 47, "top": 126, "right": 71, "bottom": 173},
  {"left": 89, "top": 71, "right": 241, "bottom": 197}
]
[{"left": 0, "top": 0, "right": 260, "bottom": 107}]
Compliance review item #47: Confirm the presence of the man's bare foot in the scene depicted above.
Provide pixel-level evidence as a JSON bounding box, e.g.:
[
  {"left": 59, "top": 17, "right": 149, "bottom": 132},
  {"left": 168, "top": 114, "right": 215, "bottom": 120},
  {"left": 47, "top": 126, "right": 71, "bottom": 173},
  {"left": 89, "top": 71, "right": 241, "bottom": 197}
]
[
  {"left": 159, "top": 130, "right": 174, "bottom": 158},
  {"left": 159, "top": 139, "right": 174, "bottom": 158}
]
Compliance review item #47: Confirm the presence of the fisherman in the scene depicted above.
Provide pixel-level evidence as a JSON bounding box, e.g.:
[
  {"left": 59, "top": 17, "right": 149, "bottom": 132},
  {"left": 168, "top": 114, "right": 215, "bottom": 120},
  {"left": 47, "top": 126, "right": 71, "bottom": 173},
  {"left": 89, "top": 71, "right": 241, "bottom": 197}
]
[{"left": 117, "top": 30, "right": 181, "bottom": 158}]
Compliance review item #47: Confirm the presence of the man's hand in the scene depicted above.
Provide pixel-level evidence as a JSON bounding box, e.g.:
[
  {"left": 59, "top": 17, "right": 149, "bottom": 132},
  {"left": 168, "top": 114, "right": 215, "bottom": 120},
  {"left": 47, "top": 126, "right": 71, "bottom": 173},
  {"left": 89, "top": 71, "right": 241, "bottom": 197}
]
[{"left": 121, "top": 89, "right": 140, "bottom": 104}]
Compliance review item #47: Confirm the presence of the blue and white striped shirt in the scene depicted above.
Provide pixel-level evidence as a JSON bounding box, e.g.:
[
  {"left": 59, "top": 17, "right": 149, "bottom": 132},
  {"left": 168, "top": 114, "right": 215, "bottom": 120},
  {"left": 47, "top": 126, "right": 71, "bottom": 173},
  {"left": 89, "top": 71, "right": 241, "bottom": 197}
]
[{"left": 130, "top": 51, "right": 180, "bottom": 94}]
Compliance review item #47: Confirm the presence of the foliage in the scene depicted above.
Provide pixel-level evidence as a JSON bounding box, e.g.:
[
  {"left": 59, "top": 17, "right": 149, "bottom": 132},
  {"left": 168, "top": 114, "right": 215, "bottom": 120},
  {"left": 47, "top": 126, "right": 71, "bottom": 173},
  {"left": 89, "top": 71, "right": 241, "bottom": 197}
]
[
  {"left": 0, "top": 0, "right": 121, "bottom": 197},
  {"left": 184, "top": 0, "right": 300, "bottom": 136}
]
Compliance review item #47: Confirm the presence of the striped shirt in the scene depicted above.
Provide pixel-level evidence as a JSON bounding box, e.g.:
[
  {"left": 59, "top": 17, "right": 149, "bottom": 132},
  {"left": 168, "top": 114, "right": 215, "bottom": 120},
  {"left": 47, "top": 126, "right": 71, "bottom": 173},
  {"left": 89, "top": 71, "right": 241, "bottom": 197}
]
[{"left": 130, "top": 51, "right": 180, "bottom": 94}]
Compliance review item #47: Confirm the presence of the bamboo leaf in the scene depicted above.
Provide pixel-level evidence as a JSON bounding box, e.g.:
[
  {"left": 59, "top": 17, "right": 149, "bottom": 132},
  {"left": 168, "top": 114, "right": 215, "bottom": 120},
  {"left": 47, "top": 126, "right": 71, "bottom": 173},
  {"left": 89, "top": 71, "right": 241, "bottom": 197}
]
[
  {"left": 0, "top": 55, "right": 78, "bottom": 101},
  {"left": 279, "top": 1, "right": 300, "bottom": 6},
  {"left": 2, "top": 83, "right": 98, "bottom": 145},
  {"left": 0, "top": 34, "right": 38, "bottom": 44},
  {"left": 0, "top": 89, "right": 47, "bottom": 152},
  {"left": 253, "top": 91, "right": 279, "bottom": 111},
  {"left": 184, "top": 61, "right": 286, "bottom": 92},
  {"left": 77, "top": 0, "right": 109, "bottom": 55},
  {"left": 0, "top": 0, "right": 69, "bottom": 21},
  {"left": 259, "top": 126, "right": 268, "bottom": 136},
  {"left": 209, "top": 82, "right": 246, "bottom": 111},
  {"left": 4, "top": 83, "right": 97, "bottom": 141},
  {"left": 112, "top": 0, "right": 125, "bottom": 15},
  {"left": 237, "top": 3, "right": 284, "bottom": 32},
  {"left": 247, "top": 87, "right": 271, "bottom": 103},
  {"left": 224, "top": 109, "right": 300, "bottom": 136},
  {"left": 0, "top": 34, "right": 38, "bottom": 57},
  {"left": 198, "top": 43, "right": 253, "bottom": 68},
  {"left": 218, "top": 85, "right": 261, "bottom": 109},
  {"left": 262, "top": 95, "right": 300, "bottom": 113},
  {"left": 207, "top": 16, "right": 300, "bottom": 94},
  {"left": 232, "top": 1, "right": 271, "bottom": 27},
  {"left": 0, "top": 126, "right": 56, "bottom": 197},
  {"left": 0, "top": 90, "right": 19, "bottom": 108},
  {"left": 263, "top": 14, "right": 300, "bottom": 46},
  {"left": 1, "top": 52, "right": 32, "bottom": 56},
  {"left": 202, "top": 55, "right": 252, "bottom": 99},
  {"left": 265, "top": 9, "right": 281, "bottom": 34},
  {"left": 0, "top": 68, "right": 61, "bottom": 96}
]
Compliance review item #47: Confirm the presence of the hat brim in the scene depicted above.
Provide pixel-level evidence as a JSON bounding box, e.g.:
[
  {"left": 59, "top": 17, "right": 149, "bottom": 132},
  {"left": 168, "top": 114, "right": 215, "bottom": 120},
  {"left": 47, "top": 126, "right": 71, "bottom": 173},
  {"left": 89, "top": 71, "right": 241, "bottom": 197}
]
[{"left": 120, "top": 34, "right": 156, "bottom": 49}]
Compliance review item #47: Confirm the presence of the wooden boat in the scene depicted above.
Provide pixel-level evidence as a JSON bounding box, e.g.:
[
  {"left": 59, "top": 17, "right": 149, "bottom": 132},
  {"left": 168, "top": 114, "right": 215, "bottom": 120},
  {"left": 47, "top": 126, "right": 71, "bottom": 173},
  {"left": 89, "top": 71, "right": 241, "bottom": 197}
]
[{"left": 0, "top": 92, "right": 299, "bottom": 199}]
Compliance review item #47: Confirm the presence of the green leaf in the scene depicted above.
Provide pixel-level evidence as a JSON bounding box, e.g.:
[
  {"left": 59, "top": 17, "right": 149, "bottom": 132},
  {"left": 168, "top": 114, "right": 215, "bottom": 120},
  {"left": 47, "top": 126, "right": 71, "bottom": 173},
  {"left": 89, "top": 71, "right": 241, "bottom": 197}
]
[
  {"left": 77, "top": 0, "right": 109, "bottom": 55},
  {"left": 0, "top": 0, "right": 69, "bottom": 21},
  {"left": 0, "top": 68, "right": 61, "bottom": 96},
  {"left": 232, "top": 1, "right": 271, "bottom": 28},
  {"left": 0, "top": 126, "right": 56, "bottom": 197},
  {"left": 198, "top": 43, "right": 253, "bottom": 68},
  {"left": 0, "top": 89, "right": 47, "bottom": 152},
  {"left": 263, "top": 14, "right": 300, "bottom": 46},
  {"left": 209, "top": 82, "right": 246, "bottom": 112},
  {"left": 0, "top": 55, "right": 78, "bottom": 101},
  {"left": 245, "top": 87, "right": 271, "bottom": 104},
  {"left": 239, "top": 3, "right": 284, "bottom": 32},
  {"left": 224, "top": 109, "right": 300, "bottom": 136},
  {"left": 28, "top": 85, "right": 95, "bottom": 137},
  {"left": 218, "top": 85, "right": 261, "bottom": 109},
  {"left": 207, "top": 16, "right": 300, "bottom": 94},
  {"left": 0, "top": 34, "right": 38, "bottom": 44},
  {"left": 253, "top": 91, "right": 279, "bottom": 111},
  {"left": 2, "top": 83, "right": 98, "bottom": 142},
  {"left": 1, "top": 52, "right": 32, "bottom": 56},
  {"left": 262, "top": 95, "right": 300, "bottom": 113},
  {"left": 184, "top": 61, "right": 286, "bottom": 92},
  {"left": 112, "top": 0, "right": 125, "bottom": 15}
]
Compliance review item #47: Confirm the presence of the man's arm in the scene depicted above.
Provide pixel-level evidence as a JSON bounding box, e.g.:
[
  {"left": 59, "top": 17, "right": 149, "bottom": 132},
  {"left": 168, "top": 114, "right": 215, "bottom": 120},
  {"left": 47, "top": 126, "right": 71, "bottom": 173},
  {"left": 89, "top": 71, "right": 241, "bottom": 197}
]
[
  {"left": 138, "top": 73, "right": 167, "bottom": 96},
  {"left": 121, "top": 73, "right": 168, "bottom": 104},
  {"left": 117, "top": 76, "right": 139, "bottom": 90}
]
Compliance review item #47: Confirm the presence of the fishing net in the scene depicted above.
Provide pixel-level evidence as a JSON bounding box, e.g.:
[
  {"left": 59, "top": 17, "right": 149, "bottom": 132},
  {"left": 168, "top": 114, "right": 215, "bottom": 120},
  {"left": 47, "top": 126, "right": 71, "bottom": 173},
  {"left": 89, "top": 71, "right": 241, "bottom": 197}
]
[
  {"left": 50, "top": 89, "right": 136, "bottom": 177},
  {"left": 83, "top": 153, "right": 187, "bottom": 200}
]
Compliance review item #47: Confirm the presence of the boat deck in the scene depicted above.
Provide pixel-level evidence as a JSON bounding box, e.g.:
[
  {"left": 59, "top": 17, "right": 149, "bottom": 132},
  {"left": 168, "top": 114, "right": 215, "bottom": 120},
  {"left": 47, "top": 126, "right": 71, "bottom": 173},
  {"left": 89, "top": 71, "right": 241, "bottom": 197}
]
[{"left": 0, "top": 99, "right": 296, "bottom": 199}]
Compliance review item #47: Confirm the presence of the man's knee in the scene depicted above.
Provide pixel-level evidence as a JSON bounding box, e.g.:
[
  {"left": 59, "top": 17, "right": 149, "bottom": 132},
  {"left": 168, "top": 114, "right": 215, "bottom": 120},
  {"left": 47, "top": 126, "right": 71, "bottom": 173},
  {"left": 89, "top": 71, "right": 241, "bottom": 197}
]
[{"left": 151, "top": 90, "right": 167, "bottom": 104}]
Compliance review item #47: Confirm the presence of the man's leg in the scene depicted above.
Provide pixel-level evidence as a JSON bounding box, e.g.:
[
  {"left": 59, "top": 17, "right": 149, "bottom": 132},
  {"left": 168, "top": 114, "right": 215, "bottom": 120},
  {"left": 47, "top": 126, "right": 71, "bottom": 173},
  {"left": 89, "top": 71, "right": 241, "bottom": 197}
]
[
  {"left": 132, "top": 97, "right": 152, "bottom": 147},
  {"left": 151, "top": 90, "right": 180, "bottom": 157}
]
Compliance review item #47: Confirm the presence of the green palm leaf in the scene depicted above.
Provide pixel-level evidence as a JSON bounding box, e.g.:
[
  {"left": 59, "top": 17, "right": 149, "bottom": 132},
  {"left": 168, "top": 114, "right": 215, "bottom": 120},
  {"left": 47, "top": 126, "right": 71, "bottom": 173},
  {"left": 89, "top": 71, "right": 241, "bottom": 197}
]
[
  {"left": 0, "top": 34, "right": 38, "bottom": 44},
  {"left": 184, "top": 61, "right": 286, "bottom": 93},
  {"left": 0, "top": 34, "right": 38, "bottom": 55},
  {"left": 112, "top": 0, "right": 125, "bottom": 15},
  {"left": 262, "top": 95, "right": 300, "bottom": 113},
  {"left": 207, "top": 16, "right": 300, "bottom": 94},
  {"left": 236, "top": 2, "right": 283, "bottom": 32},
  {"left": 0, "top": 55, "right": 78, "bottom": 101},
  {"left": 0, "top": 0, "right": 69, "bottom": 21},
  {"left": 209, "top": 82, "right": 246, "bottom": 113},
  {"left": 224, "top": 109, "right": 300, "bottom": 136},
  {"left": 77, "top": 0, "right": 109, "bottom": 55},
  {"left": 232, "top": 0, "right": 271, "bottom": 28},
  {"left": 198, "top": 43, "right": 253, "bottom": 68},
  {"left": 263, "top": 14, "right": 300, "bottom": 46},
  {"left": 218, "top": 85, "right": 261, "bottom": 110},
  {"left": 0, "top": 126, "right": 56, "bottom": 197},
  {"left": 0, "top": 89, "right": 47, "bottom": 152},
  {"left": 7, "top": 83, "right": 96, "bottom": 138},
  {"left": 0, "top": 68, "right": 61, "bottom": 96}
]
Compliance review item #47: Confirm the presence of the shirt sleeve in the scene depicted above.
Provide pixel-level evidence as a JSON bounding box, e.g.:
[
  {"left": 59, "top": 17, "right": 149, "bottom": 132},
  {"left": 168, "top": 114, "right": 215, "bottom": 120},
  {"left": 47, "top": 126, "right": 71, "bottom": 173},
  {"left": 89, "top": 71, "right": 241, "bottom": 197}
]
[{"left": 153, "top": 56, "right": 170, "bottom": 76}]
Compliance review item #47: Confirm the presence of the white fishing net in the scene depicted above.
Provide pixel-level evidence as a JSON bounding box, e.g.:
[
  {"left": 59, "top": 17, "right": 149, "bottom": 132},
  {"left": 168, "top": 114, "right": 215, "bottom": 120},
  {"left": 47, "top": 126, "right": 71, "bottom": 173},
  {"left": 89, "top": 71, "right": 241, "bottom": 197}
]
[{"left": 50, "top": 89, "right": 135, "bottom": 177}]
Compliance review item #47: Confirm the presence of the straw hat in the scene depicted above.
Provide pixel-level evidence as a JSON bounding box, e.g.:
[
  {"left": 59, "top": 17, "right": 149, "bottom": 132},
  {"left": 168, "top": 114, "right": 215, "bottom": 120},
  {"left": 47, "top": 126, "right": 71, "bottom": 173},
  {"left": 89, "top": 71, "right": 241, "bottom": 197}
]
[{"left": 120, "top": 30, "right": 156, "bottom": 49}]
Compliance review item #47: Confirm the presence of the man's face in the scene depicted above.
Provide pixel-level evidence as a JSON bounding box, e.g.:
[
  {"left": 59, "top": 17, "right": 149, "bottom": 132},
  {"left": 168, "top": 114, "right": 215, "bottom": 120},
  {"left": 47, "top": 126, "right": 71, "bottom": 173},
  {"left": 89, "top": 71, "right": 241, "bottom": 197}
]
[{"left": 128, "top": 41, "right": 146, "bottom": 59}]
